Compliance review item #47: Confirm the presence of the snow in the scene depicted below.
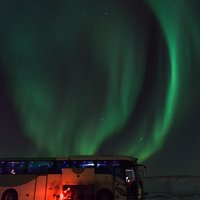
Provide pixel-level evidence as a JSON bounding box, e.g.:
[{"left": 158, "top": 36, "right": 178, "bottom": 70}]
[{"left": 143, "top": 176, "right": 200, "bottom": 200}]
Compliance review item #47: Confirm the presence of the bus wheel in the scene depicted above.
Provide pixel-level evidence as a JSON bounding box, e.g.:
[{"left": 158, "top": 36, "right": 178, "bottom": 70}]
[
  {"left": 97, "top": 189, "right": 113, "bottom": 200},
  {"left": 1, "top": 188, "right": 18, "bottom": 200}
]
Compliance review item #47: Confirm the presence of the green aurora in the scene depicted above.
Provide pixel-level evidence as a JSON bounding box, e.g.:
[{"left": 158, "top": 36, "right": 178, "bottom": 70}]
[{"left": 1, "top": 0, "right": 199, "bottom": 162}]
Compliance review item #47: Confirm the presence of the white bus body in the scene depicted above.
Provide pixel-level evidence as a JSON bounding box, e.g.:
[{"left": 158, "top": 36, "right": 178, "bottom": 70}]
[{"left": 0, "top": 155, "right": 145, "bottom": 200}]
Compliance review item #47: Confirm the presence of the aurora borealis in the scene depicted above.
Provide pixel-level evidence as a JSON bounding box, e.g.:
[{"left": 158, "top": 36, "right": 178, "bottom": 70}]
[{"left": 0, "top": 0, "right": 200, "bottom": 175}]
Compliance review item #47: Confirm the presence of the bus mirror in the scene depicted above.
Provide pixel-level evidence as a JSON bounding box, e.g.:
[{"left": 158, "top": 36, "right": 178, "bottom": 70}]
[{"left": 137, "top": 165, "right": 148, "bottom": 177}]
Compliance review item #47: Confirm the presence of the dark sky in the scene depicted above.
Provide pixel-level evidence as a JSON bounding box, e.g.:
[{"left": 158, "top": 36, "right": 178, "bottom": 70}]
[{"left": 0, "top": 0, "right": 200, "bottom": 176}]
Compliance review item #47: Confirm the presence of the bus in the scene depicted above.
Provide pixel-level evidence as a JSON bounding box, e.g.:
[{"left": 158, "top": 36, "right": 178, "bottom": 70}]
[{"left": 0, "top": 155, "right": 146, "bottom": 200}]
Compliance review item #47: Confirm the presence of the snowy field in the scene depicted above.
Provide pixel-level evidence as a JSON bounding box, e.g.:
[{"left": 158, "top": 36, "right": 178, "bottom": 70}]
[{"left": 143, "top": 176, "right": 200, "bottom": 200}]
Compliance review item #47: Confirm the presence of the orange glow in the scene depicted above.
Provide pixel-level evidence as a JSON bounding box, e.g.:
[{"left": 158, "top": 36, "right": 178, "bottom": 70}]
[
  {"left": 61, "top": 187, "right": 72, "bottom": 200},
  {"left": 60, "top": 193, "right": 64, "bottom": 200}
]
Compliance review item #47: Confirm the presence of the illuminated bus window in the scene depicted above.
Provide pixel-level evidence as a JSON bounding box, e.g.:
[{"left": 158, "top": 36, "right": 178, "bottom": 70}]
[
  {"left": 0, "top": 161, "right": 5, "bottom": 174},
  {"left": 70, "top": 160, "right": 78, "bottom": 168},
  {"left": 112, "top": 160, "right": 120, "bottom": 167},
  {"left": 96, "top": 161, "right": 107, "bottom": 168},
  {"left": 79, "top": 161, "right": 94, "bottom": 168},
  {"left": 125, "top": 169, "right": 135, "bottom": 182},
  {"left": 27, "top": 161, "right": 54, "bottom": 174},
  {"left": 126, "top": 169, "right": 137, "bottom": 197},
  {"left": 55, "top": 161, "right": 70, "bottom": 173},
  {"left": 95, "top": 161, "right": 113, "bottom": 174},
  {"left": 4, "top": 161, "right": 26, "bottom": 174}
]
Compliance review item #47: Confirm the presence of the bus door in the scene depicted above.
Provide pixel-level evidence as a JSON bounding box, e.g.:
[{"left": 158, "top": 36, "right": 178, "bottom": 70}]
[
  {"left": 125, "top": 169, "right": 137, "bottom": 199},
  {"left": 35, "top": 175, "right": 47, "bottom": 200}
]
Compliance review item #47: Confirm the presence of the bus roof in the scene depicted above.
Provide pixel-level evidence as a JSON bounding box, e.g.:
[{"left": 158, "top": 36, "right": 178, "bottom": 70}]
[
  {"left": 0, "top": 155, "right": 138, "bottom": 163},
  {"left": 57, "top": 155, "right": 138, "bottom": 163}
]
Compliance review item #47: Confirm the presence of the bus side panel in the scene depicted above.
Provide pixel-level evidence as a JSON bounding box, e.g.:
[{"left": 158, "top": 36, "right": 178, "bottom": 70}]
[
  {"left": 35, "top": 175, "right": 47, "bottom": 200},
  {"left": 114, "top": 177, "right": 127, "bottom": 200},
  {"left": 95, "top": 174, "right": 114, "bottom": 197},
  {"left": 0, "top": 175, "right": 36, "bottom": 200},
  {"left": 18, "top": 179, "right": 36, "bottom": 200},
  {"left": 62, "top": 168, "right": 95, "bottom": 185},
  {"left": 61, "top": 169, "right": 95, "bottom": 199},
  {"left": 46, "top": 174, "right": 61, "bottom": 200}
]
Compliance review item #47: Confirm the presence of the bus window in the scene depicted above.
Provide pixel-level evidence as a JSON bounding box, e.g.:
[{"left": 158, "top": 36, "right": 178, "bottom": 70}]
[
  {"left": 0, "top": 161, "right": 4, "bottom": 174},
  {"left": 4, "top": 161, "right": 26, "bottom": 174},
  {"left": 95, "top": 161, "right": 113, "bottom": 174},
  {"left": 114, "top": 167, "right": 125, "bottom": 180},
  {"left": 125, "top": 169, "right": 135, "bottom": 182},
  {"left": 56, "top": 161, "right": 70, "bottom": 173},
  {"left": 70, "top": 160, "right": 95, "bottom": 168},
  {"left": 125, "top": 169, "right": 137, "bottom": 197},
  {"left": 79, "top": 161, "right": 94, "bottom": 168},
  {"left": 50, "top": 160, "right": 95, "bottom": 173},
  {"left": 112, "top": 160, "right": 120, "bottom": 167},
  {"left": 27, "top": 161, "right": 54, "bottom": 174}
]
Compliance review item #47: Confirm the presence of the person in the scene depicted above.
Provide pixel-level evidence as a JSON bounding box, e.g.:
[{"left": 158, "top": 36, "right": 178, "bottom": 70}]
[{"left": 63, "top": 187, "right": 72, "bottom": 200}]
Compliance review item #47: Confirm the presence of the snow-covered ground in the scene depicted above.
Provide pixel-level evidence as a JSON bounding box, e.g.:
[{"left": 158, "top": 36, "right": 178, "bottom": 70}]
[{"left": 143, "top": 176, "right": 200, "bottom": 200}]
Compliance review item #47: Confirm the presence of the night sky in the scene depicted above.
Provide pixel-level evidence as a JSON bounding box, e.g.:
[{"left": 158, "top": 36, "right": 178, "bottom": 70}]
[{"left": 0, "top": 0, "right": 200, "bottom": 176}]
